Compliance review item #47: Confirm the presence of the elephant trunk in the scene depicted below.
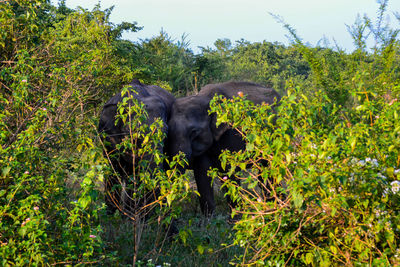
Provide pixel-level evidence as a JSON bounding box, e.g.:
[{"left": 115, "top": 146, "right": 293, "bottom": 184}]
[
  {"left": 167, "top": 138, "right": 192, "bottom": 167},
  {"left": 167, "top": 119, "right": 193, "bottom": 168}
]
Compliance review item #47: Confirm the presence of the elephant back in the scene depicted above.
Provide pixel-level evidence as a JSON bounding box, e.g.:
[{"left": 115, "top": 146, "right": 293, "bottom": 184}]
[
  {"left": 98, "top": 80, "right": 174, "bottom": 137},
  {"left": 146, "top": 85, "right": 175, "bottom": 117},
  {"left": 198, "top": 81, "right": 281, "bottom": 106}
]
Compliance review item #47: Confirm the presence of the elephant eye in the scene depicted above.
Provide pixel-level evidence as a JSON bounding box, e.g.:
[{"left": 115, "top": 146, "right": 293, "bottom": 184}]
[{"left": 189, "top": 128, "right": 200, "bottom": 140}]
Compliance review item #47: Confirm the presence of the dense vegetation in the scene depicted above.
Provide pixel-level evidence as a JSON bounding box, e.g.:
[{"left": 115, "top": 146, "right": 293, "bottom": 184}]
[{"left": 1, "top": 0, "right": 399, "bottom": 266}]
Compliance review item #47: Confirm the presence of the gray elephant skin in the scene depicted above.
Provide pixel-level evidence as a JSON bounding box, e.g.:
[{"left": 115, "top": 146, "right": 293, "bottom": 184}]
[
  {"left": 98, "top": 79, "right": 175, "bottom": 214},
  {"left": 167, "top": 81, "right": 281, "bottom": 216}
]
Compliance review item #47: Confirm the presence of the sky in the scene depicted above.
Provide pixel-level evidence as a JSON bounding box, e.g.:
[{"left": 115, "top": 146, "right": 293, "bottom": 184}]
[{"left": 59, "top": 0, "right": 400, "bottom": 53}]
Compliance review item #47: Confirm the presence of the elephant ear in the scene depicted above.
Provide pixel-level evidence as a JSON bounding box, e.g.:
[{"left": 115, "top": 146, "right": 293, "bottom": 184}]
[{"left": 210, "top": 112, "right": 230, "bottom": 141}]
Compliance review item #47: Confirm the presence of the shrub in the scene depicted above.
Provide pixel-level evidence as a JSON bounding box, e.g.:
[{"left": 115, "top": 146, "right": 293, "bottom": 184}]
[
  {"left": 209, "top": 82, "right": 400, "bottom": 265},
  {"left": 0, "top": 1, "right": 134, "bottom": 264},
  {"left": 100, "top": 86, "right": 192, "bottom": 264}
]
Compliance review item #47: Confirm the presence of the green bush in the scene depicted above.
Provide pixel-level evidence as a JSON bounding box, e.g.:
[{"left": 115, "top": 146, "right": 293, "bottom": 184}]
[
  {"left": 102, "top": 86, "right": 192, "bottom": 264},
  {"left": 0, "top": 1, "right": 134, "bottom": 264},
  {"left": 209, "top": 77, "right": 400, "bottom": 266},
  {"left": 207, "top": 5, "right": 400, "bottom": 264}
]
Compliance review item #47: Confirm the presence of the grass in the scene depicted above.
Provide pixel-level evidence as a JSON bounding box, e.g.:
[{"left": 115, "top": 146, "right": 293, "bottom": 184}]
[{"left": 100, "top": 177, "right": 243, "bottom": 266}]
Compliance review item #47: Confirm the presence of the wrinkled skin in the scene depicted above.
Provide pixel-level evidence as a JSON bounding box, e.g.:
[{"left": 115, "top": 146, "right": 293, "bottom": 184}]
[
  {"left": 98, "top": 79, "right": 175, "bottom": 215},
  {"left": 168, "top": 81, "right": 281, "bottom": 215}
]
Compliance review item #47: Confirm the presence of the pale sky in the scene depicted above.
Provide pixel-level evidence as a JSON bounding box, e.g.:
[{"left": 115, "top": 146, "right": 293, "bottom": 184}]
[{"left": 59, "top": 0, "right": 400, "bottom": 53}]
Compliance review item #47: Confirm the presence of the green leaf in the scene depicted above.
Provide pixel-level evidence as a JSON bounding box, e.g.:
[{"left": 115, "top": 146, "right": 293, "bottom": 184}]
[
  {"left": 79, "top": 197, "right": 91, "bottom": 209},
  {"left": 248, "top": 133, "right": 256, "bottom": 143},
  {"left": 305, "top": 252, "right": 313, "bottom": 264},
  {"left": 267, "top": 114, "right": 276, "bottom": 124},
  {"left": 19, "top": 227, "right": 27, "bottom": 237},
  {"left": 166, "top": 193, "right": 173, "bottom": 206},
  {"left": 220, "top": 153, "right": 227, "bottom": 170},
  {"left": 356, "top": 105, "right": 366, "bottom": 111},
  {"left": 246, "top": 142, "right": 254, "bottom": 151},
  {"left": 349, "top": 136, "right": 357, "bottom": 152},
  {"left": 239, "top": 162, "right": 246, "bottom": 170},
  {"left": 83, "top": 176, "right": 92, "bottom": 185},
  {"left": 197, "top": 245, "right": 205, "bottom": 255},
  {"left": 2, "top": 166, "right": 11, "bottom": 177},
  {"left": 292, "top": 191, "right": 304, "bottom": 208},
  {"left": 285, "top": 152, "right": 292, "bottom": 164},
  {"left": 331, "top": 206, "right": 337, "bottom": 216},
  {"left": 386, "top": 167, "right": 394, "bottom": 178}
]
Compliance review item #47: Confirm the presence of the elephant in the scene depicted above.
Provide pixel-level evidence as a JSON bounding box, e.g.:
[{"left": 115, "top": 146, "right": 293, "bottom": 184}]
[
  {"left": 98, "top": 79, "right": 175, "bottom": 215},
  {"left": 167, "top": 81, "right": 281, "bottom": 216}
]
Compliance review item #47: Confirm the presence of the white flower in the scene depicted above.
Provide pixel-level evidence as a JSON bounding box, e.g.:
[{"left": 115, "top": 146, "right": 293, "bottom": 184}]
[
  {"left": 350, "top": 158, "right": 359, "bottom": 165},
  {"left": 391, "top": 180, "right": 400, "bottom": 194},
  {"left": 359, "top": 158, "right": 379, "bottom": 167},
  {"left": 349, "top": 173, "right": 355, "bottom": 182},
  {"left": 311, "top": 143, "right": 317, "bottom": 149},
  {"left": 377, "top": 173, "right": 387, "bottom": 180},
  {"left": 394, "top": 169, "right": 400, "bottom": 175},
  {"left": 374, "top": 209, "right": 385, "bottom": 218},
  {"left": 371, "top": 159, "right": 379, "bottom": 167},
  {"left": 375, "top": 210, "right": 380, "bottom": 217},
  {"left": 383, "top": 188, "right": 389, "bottom": 197}
]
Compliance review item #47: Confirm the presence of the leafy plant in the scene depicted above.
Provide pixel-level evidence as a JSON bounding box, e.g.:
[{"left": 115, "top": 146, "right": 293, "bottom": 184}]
[
  {"left": 0, "top": 1, "right": 138, "bottom": 264},
  {"left": 100, "top": 86, "right": 192, "bottom": 265},
  {"left": 208, "top": 83, "right": 400, "bottom": 265}
]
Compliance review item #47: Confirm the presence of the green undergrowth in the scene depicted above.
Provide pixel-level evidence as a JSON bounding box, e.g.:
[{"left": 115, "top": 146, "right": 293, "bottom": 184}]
[{"left": 99, "top": 185, "right": 242, "bottom": 267}]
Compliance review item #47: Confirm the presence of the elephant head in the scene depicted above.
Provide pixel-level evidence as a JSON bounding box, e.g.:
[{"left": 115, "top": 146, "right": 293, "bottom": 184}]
[
  {"left": 167, "top": 81, "right": 281, "bottom": 165},
  {"left": 167, "top": 95, "right": 217, "bottom": 164}
]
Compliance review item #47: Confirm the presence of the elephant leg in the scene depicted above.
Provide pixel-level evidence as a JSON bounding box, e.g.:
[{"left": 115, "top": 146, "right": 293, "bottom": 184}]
[{"left": 193, "top": 154, "right": 215, "bottom": 216}]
